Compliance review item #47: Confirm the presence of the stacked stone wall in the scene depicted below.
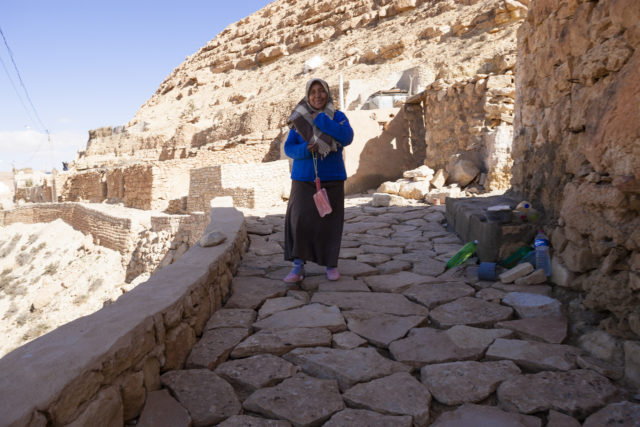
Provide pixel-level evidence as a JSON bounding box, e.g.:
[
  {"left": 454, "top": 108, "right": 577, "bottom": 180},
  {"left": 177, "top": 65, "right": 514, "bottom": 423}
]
[
  {"left": 512, "top": 0, "right": 639, "bottom": 336},
  {"left": 0, "top": 208, "right": 247, "bottom": 426},
  {"left": 418, "top": 73, "right": 515, "bottom": 190},
  {"left": 187, "top": 160, "right": 291, "bottom": 212}
]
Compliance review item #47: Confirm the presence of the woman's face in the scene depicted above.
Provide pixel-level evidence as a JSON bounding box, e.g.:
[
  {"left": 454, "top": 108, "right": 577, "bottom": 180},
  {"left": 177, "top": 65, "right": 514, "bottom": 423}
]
[{"left": 308, "top": 82, "right": 328, "bottom": 110}]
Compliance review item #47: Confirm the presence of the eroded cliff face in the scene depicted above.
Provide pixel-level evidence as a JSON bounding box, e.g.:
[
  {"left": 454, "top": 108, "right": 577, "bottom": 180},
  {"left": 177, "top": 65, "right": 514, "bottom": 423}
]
[
  {"left": 75, "top": 0, "right": 526, "bottom": 169},
  {"left": 512, "top": 0, "right": 639, "bottom": 336}
]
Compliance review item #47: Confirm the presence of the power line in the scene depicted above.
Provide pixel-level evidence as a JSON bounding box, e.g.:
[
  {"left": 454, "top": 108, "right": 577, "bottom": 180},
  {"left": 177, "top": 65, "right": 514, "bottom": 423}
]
[
  {"left": 0, "top": 24, "right": 55, "bottom": 171},
  {"left": 0, "top": 53, "right": 39, "bottom": 127},
  {"left": 0, "top": 25, "right": 49, "bottom": 134}
]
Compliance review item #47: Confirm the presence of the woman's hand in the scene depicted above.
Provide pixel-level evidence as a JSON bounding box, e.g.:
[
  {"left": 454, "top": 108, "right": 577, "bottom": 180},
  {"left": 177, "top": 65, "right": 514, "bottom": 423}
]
[{"left": 307, "top": 141, "right": 318, "bottom": 153}]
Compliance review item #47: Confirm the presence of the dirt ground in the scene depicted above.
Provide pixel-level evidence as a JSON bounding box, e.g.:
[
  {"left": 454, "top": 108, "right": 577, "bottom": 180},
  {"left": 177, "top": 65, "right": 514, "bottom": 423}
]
[{"left": 0, "top": 219, "right": 128, "bottom": 358}]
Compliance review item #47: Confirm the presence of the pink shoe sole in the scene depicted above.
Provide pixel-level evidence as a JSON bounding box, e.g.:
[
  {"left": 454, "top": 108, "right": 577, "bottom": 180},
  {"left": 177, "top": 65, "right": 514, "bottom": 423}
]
[
  {"left": 326, "top": 269, "right": 340, "bottom": 281},
  {"left": 283, "top": 272, "right": 304, "bottom": 283}
]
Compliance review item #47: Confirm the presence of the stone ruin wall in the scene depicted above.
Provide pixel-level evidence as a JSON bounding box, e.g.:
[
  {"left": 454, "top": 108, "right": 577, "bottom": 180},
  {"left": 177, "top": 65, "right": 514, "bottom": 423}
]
[
  {"left": 186, "top": 160, "right": 292, "bottom": 212},
  {"left": 512, "top": 0, "right": 640, "bottom": 337},
  {"left": 414, "top": 72, "right": 516, "bottom": 191},
  {"left": 0, "top": 208, "right": 247, "bottom": 426},
  {"left": 0, "top": 203, "right": 209, "bottom": 281}
]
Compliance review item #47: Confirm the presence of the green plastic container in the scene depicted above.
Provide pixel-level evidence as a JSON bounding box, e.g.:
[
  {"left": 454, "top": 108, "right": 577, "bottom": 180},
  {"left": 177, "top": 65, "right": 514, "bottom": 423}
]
[
  {"left": 446, "top": 240, "right": 478, "bottom": 270},
  {"left": 498, "top": 245, "right": 533, "bottom": 269}
]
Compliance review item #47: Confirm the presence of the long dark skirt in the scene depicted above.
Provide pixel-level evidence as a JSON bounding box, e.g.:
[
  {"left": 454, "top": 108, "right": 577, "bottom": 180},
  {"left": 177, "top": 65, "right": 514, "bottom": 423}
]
[{"left": 284, "top": 179, "right": 345, "bottom": 268}]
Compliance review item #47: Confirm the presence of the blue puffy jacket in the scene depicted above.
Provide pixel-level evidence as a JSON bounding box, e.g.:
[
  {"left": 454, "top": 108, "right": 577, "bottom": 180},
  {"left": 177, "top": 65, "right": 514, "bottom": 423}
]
[{"left": 284, "top": 110, "right": 354, "bottom": 182}]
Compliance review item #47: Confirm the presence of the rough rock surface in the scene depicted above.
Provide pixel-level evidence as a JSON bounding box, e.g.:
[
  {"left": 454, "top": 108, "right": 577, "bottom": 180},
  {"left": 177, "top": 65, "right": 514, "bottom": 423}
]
[
  {"left": 497, "top": 370, "right": 619, "bottom": 418},
  {"left": 342, "top": 373, "right": 431, "bottom": 426},
  {"left": 160, "top": 370, "right": 241, "bottom": 426},
  {"left": 243, "top": 374, "right": 344, "bottom": 426},
  {"left": 283, "top": 347, "right": 411, "bottom": 391},
  {"left": 421, "top": 360, "right": 521, "bottom": 405}
]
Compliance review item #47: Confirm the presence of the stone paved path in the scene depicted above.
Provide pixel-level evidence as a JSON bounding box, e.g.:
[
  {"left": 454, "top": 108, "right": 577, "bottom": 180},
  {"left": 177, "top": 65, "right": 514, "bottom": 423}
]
[{"left": 137, "top": 196, "right": 638, "bottom": 427}]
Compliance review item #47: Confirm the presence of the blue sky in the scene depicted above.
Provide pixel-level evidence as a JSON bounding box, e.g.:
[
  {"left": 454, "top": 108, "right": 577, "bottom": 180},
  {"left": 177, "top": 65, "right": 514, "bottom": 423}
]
[{"left": 0, "top": 0, "right": 273, "bottom": 172}]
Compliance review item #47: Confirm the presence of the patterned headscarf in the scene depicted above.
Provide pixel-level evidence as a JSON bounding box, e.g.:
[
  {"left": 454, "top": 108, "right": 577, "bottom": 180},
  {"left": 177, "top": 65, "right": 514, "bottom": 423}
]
[{"left": 286, "top": 78, "right": 338, "bottom": 158}]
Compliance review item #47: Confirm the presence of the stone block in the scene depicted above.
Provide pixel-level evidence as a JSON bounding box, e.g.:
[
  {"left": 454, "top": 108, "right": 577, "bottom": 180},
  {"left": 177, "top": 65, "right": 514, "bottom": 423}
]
[
  {"left": 372, "top": 192, "right": 407, "bottom": 207},
  {"left": 624, "top": 340, "right": 640, "bottom": 388},
  {"left": 66, "top": 386, "right": 123, "bottom": 427},
  {"left": 514, "top": 268, "right": 547, "bottom": 285},
  {"left": 499, "top": 263, "right": 534, "bottom": 283},
  {"left": 550, "top": 256, "right": 574, "bottom": 288}
]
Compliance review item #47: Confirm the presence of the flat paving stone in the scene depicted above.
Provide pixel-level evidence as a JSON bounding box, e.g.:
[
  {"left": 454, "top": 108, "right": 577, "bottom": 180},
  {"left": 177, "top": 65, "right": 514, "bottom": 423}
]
[
  {"left": 160, "top": 369, "right": 241, "bottom": 426},
  {"left": 186, "top": 328, "right": 249, "bottom": 369},
  {"left": 252, "top": 303, "right": 346, "bottom": 332},
  {"left": 421, "top": 360, "right": 521, "bottom": 405},
  {"left": 390, "top": 325, "right": 512, "bottom": 367},
  {"left": 583, "top": 401, "right": 640, "bottom": 427},
  {"left": 486, "top": 338, "right": 579, "bottom": 371},
  {"left": 344, "top": 310, "right": 426, "bottom": 347},
  {"left": 225, "top": 277, "right": 290, "bottom": 309},
  {"left": 311, "top": 292, "right": 428, "bottom": 316},
  {"left": 429, "top": 297, "right": 513, "bottom": 327},
  {"left": 324, "top": 409, "right": 412, "bottom": 427},
  {"left": 547, "top": 410, "right": 581, "bottom": 427},
  {"left": 497, "top": 369, "right": 619, "bottom": 418},
  {"left": 412, "top": 257, "right": 447, "bottom": 276},
  {"left": 215, "top": 354, "right": 298, "bottom": 393},
  {"left": 137, "top": 389, "right": 191, "bottom": 427},
  {"left": 360, "top": 244, "right": 404, "bottom": 255},
  {"left": 286, "top": 290, "right": 310, "bottom": 303},
  {"left": 243, "top": 374, "right": 344, "bottom": 427},
  {"left": 403, "top": 282, "right": 475, "bottom": 309},
  {"left": 249, "top": 235, "right": 283, "bottom": 256},
  {"left": 475, "top": 287, "right": 506, "bottom": 302},
  {"left": 502, "top": 292, "right": 562, "bottom": 318},
  {"left": 356, "top": 234, "right": 406, "bottom": 247},
  {"left": 246, "top": 222, "right": 274, "bottom": 236},
  {"left": 231, "top": 327, "right": 332, "bottom": 358},
  {"left": 431, "top": 403, "right": 541, "bottom": 427},
  {"left": 205, "top": 309, "right": 256, "bottom": 330},
  {"left": 342, "top": 372, "right": 432, "bottom": 426},
  {"left": 492, "top": 283, "right": 552, "bottom": 296},
  {"left": 376, "top": 259, "right": 412, "bottom": 274},
  {"left": 318, "top": 277, "right": 370, "bottom": 292},
  {"left": 332, "top": 331, "right": 368, "bottom": 349},
  {"left": 336, "top": 259, "right": 379, "bottom": 277},
  {"left": 339, "top": 247, "right": 363, "bottom": 258},
  {"left": 496, "top": 316, "right": 568, "bottom": 344},
  {"left": 344, "top": 221, "right": 391, "bottom": 233},
  {"left": 258, "top": 297, "right": 305, "bottom": 320},
  {"left": 393, "top": 250, "right": 438, "bottom": 263},
  {"left": 357, "top": 253, "right": 392, "bottom": 265},
  {"left": 283, "top": 347, "right": 411, "bottom": 391},
  {"left": 363, "top": 271, "right": 435, "bottom": 293},
  {"left": 218, "top": 415, "right": 292, "bottom": 426}
]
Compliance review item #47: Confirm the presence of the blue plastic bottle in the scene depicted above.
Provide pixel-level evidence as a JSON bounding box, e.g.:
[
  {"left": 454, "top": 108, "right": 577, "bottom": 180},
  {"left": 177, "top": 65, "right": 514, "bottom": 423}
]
[{"left": 534, "top": 230, "right": 551, "bottom": 276}]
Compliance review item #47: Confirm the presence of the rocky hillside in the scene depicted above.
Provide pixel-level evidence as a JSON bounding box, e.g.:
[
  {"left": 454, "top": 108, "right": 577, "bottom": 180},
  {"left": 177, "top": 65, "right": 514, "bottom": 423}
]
[{"left": 75, "top": 0, "right": 527, "bottom": 169}]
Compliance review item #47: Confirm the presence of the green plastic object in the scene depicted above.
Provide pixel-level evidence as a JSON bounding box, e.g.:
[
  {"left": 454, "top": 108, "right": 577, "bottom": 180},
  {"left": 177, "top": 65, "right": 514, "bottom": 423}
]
[
  {"left": 498, "top": 245, "right": 533, "bottom": 269},
  {"left": 446, "top": 240, "right": 478, "bottom": 269}
]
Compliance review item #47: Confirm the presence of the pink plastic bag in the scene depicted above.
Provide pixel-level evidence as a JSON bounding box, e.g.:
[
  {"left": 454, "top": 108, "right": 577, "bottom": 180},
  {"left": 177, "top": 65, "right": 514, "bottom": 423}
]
[{"left": 313, "top": 177, "right": 332, "bottom": 217}]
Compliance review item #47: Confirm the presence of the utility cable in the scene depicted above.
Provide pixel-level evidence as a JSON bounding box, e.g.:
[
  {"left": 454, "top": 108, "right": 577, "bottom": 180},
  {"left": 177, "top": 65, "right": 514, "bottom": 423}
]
[
  {"left": 0, "top": 25, "right": 49, "bottom": 134},
  {"left": 0, "top": 24, "right": 55, "bottom": 171},
  {"left": 0, "top": 53, "right": 38, "bottom": 127}
]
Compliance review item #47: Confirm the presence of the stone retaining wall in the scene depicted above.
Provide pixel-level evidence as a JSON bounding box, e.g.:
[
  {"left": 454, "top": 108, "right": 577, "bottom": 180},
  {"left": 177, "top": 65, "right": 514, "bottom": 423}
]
[
  {"left": 0, "top": 207, "right": 247, "bottom": 426},
  {"left": 512, "top": 0, "right": 640, "bottom": 337}
]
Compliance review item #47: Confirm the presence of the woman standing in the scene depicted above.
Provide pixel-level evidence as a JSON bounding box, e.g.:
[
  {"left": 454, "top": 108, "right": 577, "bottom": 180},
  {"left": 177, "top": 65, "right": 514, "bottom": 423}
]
[{"left": 283, "top": 78, "right": 354, "bottom": 282}]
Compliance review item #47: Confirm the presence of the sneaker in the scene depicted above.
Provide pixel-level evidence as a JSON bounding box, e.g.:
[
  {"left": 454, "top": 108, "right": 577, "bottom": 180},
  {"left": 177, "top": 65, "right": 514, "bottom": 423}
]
[
  {"left": 326, "top": 268, "right": 340, "bottom": 281},
  {"left": 283, "top": 270, "right": 304, "bottom": 283}
]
